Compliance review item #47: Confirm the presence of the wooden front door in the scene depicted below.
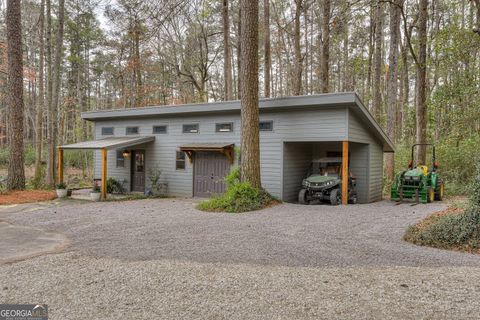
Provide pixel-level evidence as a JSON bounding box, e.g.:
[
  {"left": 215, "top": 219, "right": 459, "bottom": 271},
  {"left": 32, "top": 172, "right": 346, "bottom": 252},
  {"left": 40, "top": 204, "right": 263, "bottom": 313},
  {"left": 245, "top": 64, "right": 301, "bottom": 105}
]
[
  {"left": 131, "top": 150, "right": 145, "bottom": 192},
  {"left": 194, "top": 152, "right": 230, "bottom": 197}
]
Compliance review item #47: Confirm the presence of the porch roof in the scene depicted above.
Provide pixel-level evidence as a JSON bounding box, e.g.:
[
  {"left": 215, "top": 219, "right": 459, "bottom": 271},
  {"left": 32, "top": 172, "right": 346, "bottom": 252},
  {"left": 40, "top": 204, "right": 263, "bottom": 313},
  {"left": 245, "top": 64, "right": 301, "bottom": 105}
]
[
  {"left": 58, "top": 136, "right": 155, "bottom": 150},
  {"left": 179, "top": 143, "right": 234, "bottom": 152}
]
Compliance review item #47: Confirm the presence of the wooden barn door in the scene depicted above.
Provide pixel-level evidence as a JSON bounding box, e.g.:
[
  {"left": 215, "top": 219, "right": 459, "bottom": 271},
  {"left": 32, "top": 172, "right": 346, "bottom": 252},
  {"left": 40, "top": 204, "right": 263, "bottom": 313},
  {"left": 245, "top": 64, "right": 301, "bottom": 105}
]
[{"left": 194, "top": 152, "right": 230, "bottom": 197}]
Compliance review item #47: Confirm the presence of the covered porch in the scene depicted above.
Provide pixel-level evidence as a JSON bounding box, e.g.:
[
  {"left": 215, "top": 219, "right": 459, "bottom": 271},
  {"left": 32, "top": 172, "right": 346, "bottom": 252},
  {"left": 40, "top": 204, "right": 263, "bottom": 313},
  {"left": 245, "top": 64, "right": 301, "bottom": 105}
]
[{"left": 58, "top": 136, "right": 155, "bottom": 200}]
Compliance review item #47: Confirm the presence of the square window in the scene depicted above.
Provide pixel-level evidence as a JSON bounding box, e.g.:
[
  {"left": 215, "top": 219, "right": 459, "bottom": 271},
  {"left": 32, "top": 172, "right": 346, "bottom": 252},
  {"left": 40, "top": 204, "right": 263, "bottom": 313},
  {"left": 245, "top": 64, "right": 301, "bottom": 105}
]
[
  {"left": 116, "top": 150, "right": 125, "bottom": 168},
  {"left": 176, "top": 151, "right": 186, "bottom": 170},
  {"left": 102, "top": 127, "right": 114, "bottom": 135},
  {"left": 126, "top": 126, "right": 139, "bottom": 135},
  {"left": 182, "top": 124, "right": 199, "bottom": 133},
  {"left": 153, "top": 125, "right": 167, "bottom": 134},
  {"left": 259, "top": 121, "right": 273, "bottom": 131},
  {"left": 216, "top": 122, "right": 233, "bottom": 132}
]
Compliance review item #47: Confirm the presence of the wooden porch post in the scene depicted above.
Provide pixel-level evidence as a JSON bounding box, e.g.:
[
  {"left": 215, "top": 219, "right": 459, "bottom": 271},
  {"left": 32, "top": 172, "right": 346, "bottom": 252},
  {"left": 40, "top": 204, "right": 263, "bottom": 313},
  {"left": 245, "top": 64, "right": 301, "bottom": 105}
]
[
  {"left": 57, "top": 148, "right": 64, "bottom": 184},
  {"left": 101, "top": 148, "right": 107, "bottom": 200},
  {"left": 342, "top": 140, "right": 349, "bottom": 205}
]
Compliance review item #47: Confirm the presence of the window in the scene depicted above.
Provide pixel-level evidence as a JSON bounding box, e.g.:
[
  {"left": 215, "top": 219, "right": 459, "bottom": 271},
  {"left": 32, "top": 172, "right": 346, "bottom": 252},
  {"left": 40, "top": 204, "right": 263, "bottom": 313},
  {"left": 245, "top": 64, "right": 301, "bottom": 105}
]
[
  {"left": 126, "top": 126, "right": 139, "bottom": 135},
  {"left": 216, "top": 122, "right": 233, "bottom": 133},
  {"left": 259, "top": 121, "right": 273, "bottom": 131},
  {"left": 153, "top": 125, "right": 167, "bottom": 134},
  {"left": 116, "top": 150, "right": 125, "bottom": 168},
  {"left": 182, "top": 124, "right": 199, "bottom": 133},
  {"left": 176, "top": 151, "right": 186, "bottom": 170},
  {"left": 102, "top": 127, "right": 114, "bottom": 135}
]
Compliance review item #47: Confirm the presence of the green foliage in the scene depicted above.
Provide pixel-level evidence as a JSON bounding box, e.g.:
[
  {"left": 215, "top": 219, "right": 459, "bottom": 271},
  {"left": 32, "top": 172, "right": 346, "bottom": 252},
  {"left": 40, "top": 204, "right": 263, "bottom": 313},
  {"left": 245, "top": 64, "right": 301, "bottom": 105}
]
[
  {"left": 55, "top": 182, "right": 67, "bottom": 189},
  {"left": 106, "top": 178, "right": 127, "bottom": 194},
  {"left": 0, "top": 145, "right": 37, "bottom": 168},
  {"left": 92, "top": 185, "right": 101, "bottom": 193},
  {"left": 197, "top": 167, "right": 276, "bottom": 213},
  {"left": 404, "top": 165, "right": 480, "bottom": 251}
]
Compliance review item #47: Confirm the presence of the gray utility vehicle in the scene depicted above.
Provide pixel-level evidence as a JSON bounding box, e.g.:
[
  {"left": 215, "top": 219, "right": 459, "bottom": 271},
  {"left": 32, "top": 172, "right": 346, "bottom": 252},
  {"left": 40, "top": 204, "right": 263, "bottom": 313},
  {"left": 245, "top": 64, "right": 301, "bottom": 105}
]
[{"left": 298, "top": 157, "right": 357, "bottom": 205}]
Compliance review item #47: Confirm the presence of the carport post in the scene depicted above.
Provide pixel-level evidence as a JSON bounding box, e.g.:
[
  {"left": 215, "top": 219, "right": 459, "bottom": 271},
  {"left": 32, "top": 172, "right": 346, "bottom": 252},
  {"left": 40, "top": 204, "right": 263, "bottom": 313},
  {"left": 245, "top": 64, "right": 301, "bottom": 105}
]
[
  {"left": 57, "top": 148, "right": 64, "bottom": 184},
  {"left": 342, "top": 141, "right": 349, "bottom": 205},
  {"left": 101, "top": 148, "right": 107, "bottom": 200}
]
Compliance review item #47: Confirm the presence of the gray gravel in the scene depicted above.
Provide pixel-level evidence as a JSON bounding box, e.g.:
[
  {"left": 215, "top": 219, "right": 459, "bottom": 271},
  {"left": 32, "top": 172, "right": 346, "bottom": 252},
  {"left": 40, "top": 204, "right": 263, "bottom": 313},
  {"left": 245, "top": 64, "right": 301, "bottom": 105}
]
[
  {"left": 1, "top": 253, "right": 480, "bottom": 320},
  {"left": 2, "top": 199, "right": 480, "bottom": 319},
  {"left": 1, "top": 199, "right": 480, "bottom": 267}
]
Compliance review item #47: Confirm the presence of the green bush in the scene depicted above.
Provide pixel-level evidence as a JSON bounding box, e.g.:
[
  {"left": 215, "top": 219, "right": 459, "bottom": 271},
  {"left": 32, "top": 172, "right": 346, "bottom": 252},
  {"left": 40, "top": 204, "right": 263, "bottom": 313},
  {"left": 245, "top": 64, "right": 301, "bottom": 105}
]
[
  {"left": 106, "top": 177, "right": 127, "bottom": 194},
  {"left": 404, "top": 164, "right": 480, "bottom": 251},
  {"left": 197, "top": 167, "right": 276, "bottom": 213}
]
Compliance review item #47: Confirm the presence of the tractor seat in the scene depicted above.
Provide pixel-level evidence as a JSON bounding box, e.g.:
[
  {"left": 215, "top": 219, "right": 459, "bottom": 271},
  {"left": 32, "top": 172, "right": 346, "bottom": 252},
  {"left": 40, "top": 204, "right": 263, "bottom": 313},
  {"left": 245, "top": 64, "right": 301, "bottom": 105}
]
[{"left": 417, "top": 165, "right": 428, "bottom": 176}]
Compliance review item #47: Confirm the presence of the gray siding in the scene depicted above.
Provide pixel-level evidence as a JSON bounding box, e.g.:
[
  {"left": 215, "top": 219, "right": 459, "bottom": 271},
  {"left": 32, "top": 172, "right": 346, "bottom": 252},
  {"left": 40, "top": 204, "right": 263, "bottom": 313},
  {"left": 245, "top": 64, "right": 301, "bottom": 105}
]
[
  {"left": 93, "top": 107, "right": 348, "bottom": 199},
  {"left": 282, "top": 143, "right": 312, "bottom": 202},
  {"left": 348, "top": 110, "right": 384, "bottom": 202},
  {"left": 349, "top": 142, "right": 369, "bottom": 203}
]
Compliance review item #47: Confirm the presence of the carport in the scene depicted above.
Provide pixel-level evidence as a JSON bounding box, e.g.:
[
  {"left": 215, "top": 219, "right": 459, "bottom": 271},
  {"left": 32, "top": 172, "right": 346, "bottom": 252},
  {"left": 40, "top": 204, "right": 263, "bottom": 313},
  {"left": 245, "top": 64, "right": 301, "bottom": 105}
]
[
  {"left": 58, "top": 136, "right": 155, "bottom": 199},
  {"left": 282, "top": 141, "right": 370, "bottom": 204}
]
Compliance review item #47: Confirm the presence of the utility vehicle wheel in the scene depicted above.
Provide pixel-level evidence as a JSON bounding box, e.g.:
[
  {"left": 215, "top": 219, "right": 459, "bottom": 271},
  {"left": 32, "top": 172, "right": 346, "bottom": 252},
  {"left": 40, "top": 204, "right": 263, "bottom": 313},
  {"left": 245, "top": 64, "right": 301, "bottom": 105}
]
[
  {"left": 435, "top": 180, "right": 445, "bottom": 201},
  {"left": 349, "top": 193, "right": 358, "bottom": 204},
  {"left": 298, "top": 189, "right": 309, "bottom": 205},
  {"left": 427, "top": 187, "right": 435, "bottom": 203},
  {"left": 330, "top": 189, "right": 341, "bottom": 205}
]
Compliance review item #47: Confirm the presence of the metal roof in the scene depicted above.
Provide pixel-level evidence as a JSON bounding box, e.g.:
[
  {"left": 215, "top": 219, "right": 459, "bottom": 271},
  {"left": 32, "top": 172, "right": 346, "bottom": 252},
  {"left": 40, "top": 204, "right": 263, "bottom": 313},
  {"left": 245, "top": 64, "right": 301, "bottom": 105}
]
[
  {"left": 180, "top": 143, "right": 234, "bottom": 151},
  {"left": 58, "top": 136, "right": 155, "bottom": 150},
  {"left": 80, "top": 92, "right": 394, "bottom": 152}
]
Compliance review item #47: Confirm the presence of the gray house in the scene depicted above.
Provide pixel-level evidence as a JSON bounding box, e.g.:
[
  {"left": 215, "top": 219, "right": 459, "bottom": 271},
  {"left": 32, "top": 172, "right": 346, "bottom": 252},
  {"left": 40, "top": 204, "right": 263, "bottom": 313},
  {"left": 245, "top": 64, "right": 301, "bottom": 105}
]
[{"left": 59, "top": 93, "right": 394, "bottom": 203}]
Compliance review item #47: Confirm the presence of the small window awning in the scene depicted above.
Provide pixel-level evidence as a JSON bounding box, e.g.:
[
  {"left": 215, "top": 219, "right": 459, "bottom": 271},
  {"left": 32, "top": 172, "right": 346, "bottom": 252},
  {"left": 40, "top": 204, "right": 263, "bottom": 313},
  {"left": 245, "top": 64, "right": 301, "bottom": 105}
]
[
  {"left": 58, "top": 136, "right": 155, "bottom": 150},
  {"left": 180, "top": 143, "right": 235, "bottom": 164}
]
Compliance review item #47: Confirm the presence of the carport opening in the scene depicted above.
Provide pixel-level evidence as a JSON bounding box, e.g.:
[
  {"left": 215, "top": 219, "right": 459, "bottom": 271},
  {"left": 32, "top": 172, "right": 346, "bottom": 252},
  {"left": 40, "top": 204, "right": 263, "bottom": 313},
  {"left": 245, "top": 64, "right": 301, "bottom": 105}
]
[{"left": 282, "top": 141, "right": 369, "bottom": 204}]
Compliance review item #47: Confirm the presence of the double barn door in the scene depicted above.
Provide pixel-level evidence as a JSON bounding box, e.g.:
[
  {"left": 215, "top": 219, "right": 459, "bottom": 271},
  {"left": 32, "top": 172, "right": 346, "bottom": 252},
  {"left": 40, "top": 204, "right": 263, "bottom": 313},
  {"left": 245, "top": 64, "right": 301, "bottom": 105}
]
[{"left": 193, "top": 152, "right": 230, "bottom": 197}]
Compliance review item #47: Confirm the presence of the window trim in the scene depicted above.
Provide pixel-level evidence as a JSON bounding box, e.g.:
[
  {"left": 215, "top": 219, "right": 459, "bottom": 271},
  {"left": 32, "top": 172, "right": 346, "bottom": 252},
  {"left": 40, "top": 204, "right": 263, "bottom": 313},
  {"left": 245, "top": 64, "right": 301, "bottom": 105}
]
[
  {"left": 152, "top": 125, "right": 168, "bottom": 134},
  {"left": 215, "top": 122, "right": 234, "bottom": 133},
  {"left": 175, "top": 150, "right": 186, "bottom": 170},
  {"left": 126, "top": 126, "right": 139, "bottom": 135},
  {"left": 182, "top": 123, "right": 200, "bottom": 134},
  {"left": 101, "top": 127, "right": 114, "bottom": 136},
  {"left": 259, "top": 120, "right": 274, "bottom": 132}
]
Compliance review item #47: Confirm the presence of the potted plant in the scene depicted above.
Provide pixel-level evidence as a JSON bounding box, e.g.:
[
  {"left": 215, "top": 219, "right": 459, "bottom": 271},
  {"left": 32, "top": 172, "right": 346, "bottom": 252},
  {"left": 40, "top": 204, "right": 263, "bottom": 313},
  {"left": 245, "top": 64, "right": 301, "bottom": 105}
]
[
  {"left": 90, "top": 185, "right": 102, "bottom": 201},
  {"left": 55, "top": 183, "right": 68, "bottom": 198}
]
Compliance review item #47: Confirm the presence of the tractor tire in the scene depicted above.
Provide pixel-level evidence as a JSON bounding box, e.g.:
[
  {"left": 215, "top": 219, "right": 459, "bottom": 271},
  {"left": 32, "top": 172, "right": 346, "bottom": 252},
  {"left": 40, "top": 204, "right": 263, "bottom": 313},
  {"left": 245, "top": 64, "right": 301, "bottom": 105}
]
[
  {"left": 435, "top": 180, "right": 445, "bottom": 201},
  {"left": 330, "top": 189, "right": 341, "bottom": 205},
  {"left": 298, "top": 189, "right": 309, "bottom": 205},
  {"left": 427, "top": 187, "right": 435, "bottom": 203}
]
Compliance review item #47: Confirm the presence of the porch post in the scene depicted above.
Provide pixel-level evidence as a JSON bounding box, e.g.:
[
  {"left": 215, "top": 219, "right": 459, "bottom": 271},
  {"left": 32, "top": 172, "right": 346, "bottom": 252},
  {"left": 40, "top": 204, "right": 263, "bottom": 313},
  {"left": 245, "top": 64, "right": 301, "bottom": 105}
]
[
  {"left": 101, "top": 148, "right": 107, "bottom": 200},
  {"left": 57, "top": 148, "right": 64, "bottom": 184},
  {"left": 342, "top": 140, "right": 349, "bottom": 205}
]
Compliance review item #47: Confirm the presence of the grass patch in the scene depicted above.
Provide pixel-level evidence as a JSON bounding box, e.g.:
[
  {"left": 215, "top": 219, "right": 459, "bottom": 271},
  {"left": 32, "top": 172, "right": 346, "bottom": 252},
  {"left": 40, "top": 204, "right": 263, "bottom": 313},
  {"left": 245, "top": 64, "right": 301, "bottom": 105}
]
[
  {"left": 404, "top": 166, "right": 480, "bottom": 253},
  {"left": 197, "top": 167, "right": 279, "bottom": 213}
]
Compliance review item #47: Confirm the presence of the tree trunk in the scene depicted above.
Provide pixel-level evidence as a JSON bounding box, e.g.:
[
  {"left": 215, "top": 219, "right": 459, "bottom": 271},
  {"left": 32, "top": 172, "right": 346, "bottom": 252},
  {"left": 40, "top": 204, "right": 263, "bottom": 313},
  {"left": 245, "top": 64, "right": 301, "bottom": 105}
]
[
  {"left": 45, "top": 0, "right": 54, "bottom": 186},
  {"left": 416, "top": 0, "right": 428, "bottom": 164},
  {"left": 223, "top": 0, "right": 233, "bottom": 100},
  {"left": 34, "top": 0, "right": 45, "bottom": 182},
  {"left": 236, "top": 6, "right": 242, "bottom": 99},
  {"left": 293, "top": 0, "right": 303, "bottom": 95},
  {"left": 264, "top": 0, "right": 271, "bottom": 98},
  {"left": 134, "top": 20, "right": 143, "bottom": 107},
  {"left": 385, "top": 0, "right": 402, "bottom": 181},
  {"left": 319, "top": 0, "right": 330, "bottom": 93},
  {"left": 47, "top": 0, "right": 65, "bottom": 186},
  {"left": 6, "top": 0, "right": 25, "bottom": 190},
  {"left": 240, "top": 0, "right": 261, "bottom": 188},
  {"left": 372, "top": 1, "right": 384, "bottom": 120}
]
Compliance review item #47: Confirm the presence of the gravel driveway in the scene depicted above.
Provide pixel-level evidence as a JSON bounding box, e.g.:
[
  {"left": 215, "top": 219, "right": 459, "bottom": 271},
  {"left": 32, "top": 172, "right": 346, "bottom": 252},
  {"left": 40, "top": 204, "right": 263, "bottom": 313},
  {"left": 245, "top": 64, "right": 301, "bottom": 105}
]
[
  {"left": 1, "top": 199, "right": 480, "bottom": 319},
  {"left": 1, "top": 199, "right": 479, "bottom": 267}
]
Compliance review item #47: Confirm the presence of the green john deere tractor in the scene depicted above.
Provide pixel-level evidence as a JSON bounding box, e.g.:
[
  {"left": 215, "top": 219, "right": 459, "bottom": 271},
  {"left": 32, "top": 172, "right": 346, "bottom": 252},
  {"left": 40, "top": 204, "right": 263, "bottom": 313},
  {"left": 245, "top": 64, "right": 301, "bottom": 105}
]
[{"left": 391, "top": 143, "right": 445, "bottom": 204}]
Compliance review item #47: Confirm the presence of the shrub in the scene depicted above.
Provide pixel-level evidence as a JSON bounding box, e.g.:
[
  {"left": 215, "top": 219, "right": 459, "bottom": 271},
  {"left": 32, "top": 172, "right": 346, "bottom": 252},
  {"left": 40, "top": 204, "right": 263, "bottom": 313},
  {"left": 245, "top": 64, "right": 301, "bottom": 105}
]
[
  {"left": 106, "top": 178, "right": 127, "bottom": 194},
  {"left": 197, "top": 167, "right": 276, "bottom": 213},
  {"left": 55, "top": 183, "right": 67, "bottom": 189}
]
